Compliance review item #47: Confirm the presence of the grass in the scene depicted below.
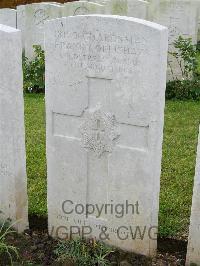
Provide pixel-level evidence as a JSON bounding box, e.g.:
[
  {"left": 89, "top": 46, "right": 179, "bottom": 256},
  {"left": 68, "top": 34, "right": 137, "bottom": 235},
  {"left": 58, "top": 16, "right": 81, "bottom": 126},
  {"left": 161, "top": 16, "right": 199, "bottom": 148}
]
[
  {"left": 0, "top": 221, "right": 19, "bottom": 265},
  {"left": 54, "top": 238, "right": 114, "bottom": 265},
  {"left": 160, "top": 101, "right": 200, "bottom": 238},
  {"left": 24, "top": 93, "right": 47, "bottom": 215},
  {"left": 24, "top": 93, "right": 200, "bottom": 238}
]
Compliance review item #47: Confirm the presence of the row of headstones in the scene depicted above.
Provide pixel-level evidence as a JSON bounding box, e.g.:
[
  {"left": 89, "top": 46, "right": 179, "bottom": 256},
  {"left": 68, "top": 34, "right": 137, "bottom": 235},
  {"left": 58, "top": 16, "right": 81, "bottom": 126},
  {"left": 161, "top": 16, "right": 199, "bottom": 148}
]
[
  {"left": 0, "top": 0, "right": 150, "bottom": 59},
  {"left": 0, "top": 0, "right": 199, "bottom": 80},
  {"left": 0, "top": 12, "right": 200, "bottom": 264}
]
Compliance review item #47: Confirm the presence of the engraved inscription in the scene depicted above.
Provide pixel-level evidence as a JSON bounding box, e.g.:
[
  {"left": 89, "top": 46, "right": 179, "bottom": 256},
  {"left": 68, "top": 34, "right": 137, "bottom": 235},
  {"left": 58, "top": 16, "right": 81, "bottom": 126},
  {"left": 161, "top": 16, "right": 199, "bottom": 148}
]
[
  {"left": 53, "top": 28, "right": 148, "bottom": 75},
  {"left": 80, "top": 104, "right": 120, "bottom": 157},
  {"left": 0, "top": 163, "right": 12, "bottom": 177},
  {"left": 34, "top": 9, "right": 50, "bottom": 26},
  {"left": 74, "top": 7, "right": 90, "bottom": 15}
]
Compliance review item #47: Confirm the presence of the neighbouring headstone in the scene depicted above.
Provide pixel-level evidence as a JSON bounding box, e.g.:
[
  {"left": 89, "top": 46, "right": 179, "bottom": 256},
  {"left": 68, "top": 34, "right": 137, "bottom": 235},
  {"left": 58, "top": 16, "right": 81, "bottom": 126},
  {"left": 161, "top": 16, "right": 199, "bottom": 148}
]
[
  {"left": 197, "top": 2, "right": 200, "bottom": 43},
  {"left": 0, "top": 24, "right": 28, "bottom": 233},
  {"left": 0, "top": 8, "right": 17, "bottom": 28},
  {"left": 127, "top": 0, "right": 149, "bottom": 19},
  {"left": 105, "top": 0, "right": 149, "bottom": 19},
  {"left": 147, "top": 0, "right": 160, "bottom": 21},
  {"left": 87, "top": 0, "right": 110, "bottom": 4},
  {"left": 152, "top": 0, "right": 199, "bottom": 80},
  {"left": 104, "top": 0, "right": 127, "bottom": 15},
  {"left": 16, "top": 5, "right": 26, "bottom": 50},
  {"left": 45, "top": 15, "right": 168, "bottom": 255},
  {"left": 63, "top": 1, "right": 104, "bottom": 16},
  {"left": 198, "top": 18, "right": 200, "bottom": 42},
  {"left": 25, "top": 3, "right": 63, "bottom": 59},
  {"left": 87, "top": 0, "right": 149, "bottom": 19},
  {"left": 186, "top": 126, "right": 200, "bottom": 266},
  {"left": 43, "top": 2, "right": 63, "bottom": 5}
]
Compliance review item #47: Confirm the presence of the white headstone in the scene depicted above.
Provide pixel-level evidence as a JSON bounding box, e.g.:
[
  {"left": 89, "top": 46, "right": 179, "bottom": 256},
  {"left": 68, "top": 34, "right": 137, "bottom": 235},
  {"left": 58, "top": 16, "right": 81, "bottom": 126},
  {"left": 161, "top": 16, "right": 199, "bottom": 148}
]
[
  {"left": 153, "top": 0, "right": 198, "bottom": 47},
  {"left": 127, "top": 0, "right": 149, "bottom": 19},
  {"left": 0, "top": 8, "right": 17, "bottom": 28},
  {"left": 152, "top": 0, "right": 199, "bottom": 80},
  {"left": 100, "top": 0, "right": 149, "bottom": 19},
  {"left": 43, "top": 2, "right": 63, "bottom": 5},
  {"left": 45, "top": 15, "right": 168, "bottom": 256},
  {"left": 87, "top": 0, "right": 110, "bottom": 4},
  {"left": 25, "top": 3, "right": 63, "bottom": 59},
  {"left": 104, "top": 0, "right": 127, "bottom": 15},
  {"left": 147, "top": 0, "right": 160, "bottom": 21},
  {"left": 197, "top": 3, "right": 200, "bottom": 43},
  {"left": 198, "top": 18, "right": 200, "bottom": 42},
  {"left": 63, "top": 1, "right": 105, "bottom": 16},
  {"left": 0, "top": 24, "right": 28, "bottom": 233},
  {"left": 186, "top": 126, "right": 200, "bottom": 266},
  {"left": 17, "top": 5, "right": 26, "bottom": 50}
]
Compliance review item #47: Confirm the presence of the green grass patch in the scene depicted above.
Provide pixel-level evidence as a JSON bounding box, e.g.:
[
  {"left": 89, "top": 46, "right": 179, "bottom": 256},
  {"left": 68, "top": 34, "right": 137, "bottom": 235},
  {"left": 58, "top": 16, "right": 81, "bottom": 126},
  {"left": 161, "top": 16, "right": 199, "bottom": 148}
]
[
  {"left": 24, "top": 93, "right": 200, "bottom": 238},
  {"left": 160, "top": 101, "right": 200, "bottom": 237},
  {"left": 24, "top": 93, "right": 47, "bottom": 216}
]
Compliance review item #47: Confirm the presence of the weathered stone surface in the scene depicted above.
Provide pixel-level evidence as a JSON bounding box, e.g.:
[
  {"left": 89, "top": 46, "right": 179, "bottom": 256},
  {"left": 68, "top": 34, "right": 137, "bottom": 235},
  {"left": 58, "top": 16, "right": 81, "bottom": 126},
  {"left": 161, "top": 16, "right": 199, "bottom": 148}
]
[
  {"left": 16, "top": 5, "right": 26, "bottom": 49},
  {"left": 104, "top": 0, "right": 127, "bottom": 15},
  {"left": 0, "top": 24, "right": 28, "bottom": 232},
  {"left": 127, "top": 0, "right": 149, "bottom": 19},
  {"left": 87, "top": 0, "right": 110, "bottom": 4},
  {"left": 105, "top": 0, "right": 149, "bottom": 19},
  {"left": 63, "top": 1, "right": 104, "bottom": 16},
  {"left": 197, "top": 1, "right": 200, "bottom": 42},
  {"left": 186, "top": 126, "right": 200, "bottom": 266},
  {"left": 147, "top": 0, "right": 160, "bottom": 21},
  {"left": 25, "top": 3, "right": 63, "bottom": 59},
  {"left": 45, "top": 15, "right": 168, "bottom": 256},
  {"left": 88, "top": 0, "right": 149, "bottom": 19},
  {"left": 152, "top": 0, "right": 199, "bottom": 80},
  {"left": 153, "top": 0, "right": 198, "bottom": 46},
  {"left": 0, "top": 8, "right": 16, "bottom": 28}
]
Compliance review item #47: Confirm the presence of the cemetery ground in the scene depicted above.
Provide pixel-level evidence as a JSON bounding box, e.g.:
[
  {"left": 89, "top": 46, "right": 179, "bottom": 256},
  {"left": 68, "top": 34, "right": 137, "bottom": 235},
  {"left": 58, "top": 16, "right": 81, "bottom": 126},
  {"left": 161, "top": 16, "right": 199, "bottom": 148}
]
[
  {"left": 0, "top": 2, "right": 200, "bottom": 264},
  {"left": 1, "top": 94, "right": 196, "bottom": 265}
]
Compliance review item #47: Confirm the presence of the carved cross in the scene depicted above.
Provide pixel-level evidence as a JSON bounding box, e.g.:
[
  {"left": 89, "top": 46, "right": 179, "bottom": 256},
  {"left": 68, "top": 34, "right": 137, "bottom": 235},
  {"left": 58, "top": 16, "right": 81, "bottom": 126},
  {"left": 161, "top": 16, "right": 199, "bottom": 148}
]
[{"left": 52, "top": 75, "right": 149, "bottom": 227}]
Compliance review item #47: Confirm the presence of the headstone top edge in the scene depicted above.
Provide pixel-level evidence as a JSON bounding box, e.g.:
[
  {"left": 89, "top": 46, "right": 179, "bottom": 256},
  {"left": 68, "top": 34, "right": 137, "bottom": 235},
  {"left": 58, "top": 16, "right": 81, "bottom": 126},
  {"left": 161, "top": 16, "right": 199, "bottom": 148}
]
[
  {"left": 24, "top": 2, "right": 62, "bottom": 8},
  {"left": 0, "top": 24, "right": 19, "bottom": 33},
  {"left": 45, "top": 14, "right": 168, "bottom": 32},
  {"left": 159, "top": 0, "right": 199, "bottom": 3},
  {"left": 64, "top": 1, "right": 105, "bottom": 7},
  {"left": 0, "top": 8, "right": 16, "bottom": 11},
  {"left": 131, "top": 0, "right": 149, "bottom": 4},
  {"left": 16, "top": 5, "right": 26, "bottom": 8}
]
